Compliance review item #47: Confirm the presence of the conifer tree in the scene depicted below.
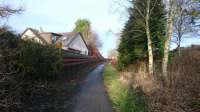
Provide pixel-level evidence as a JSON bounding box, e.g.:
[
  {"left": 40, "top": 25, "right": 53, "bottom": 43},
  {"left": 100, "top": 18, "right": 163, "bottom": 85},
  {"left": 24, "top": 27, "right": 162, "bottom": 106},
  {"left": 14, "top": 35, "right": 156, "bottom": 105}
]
[{"left": 118, "top": 0, "right": 165, "bottom": 70}]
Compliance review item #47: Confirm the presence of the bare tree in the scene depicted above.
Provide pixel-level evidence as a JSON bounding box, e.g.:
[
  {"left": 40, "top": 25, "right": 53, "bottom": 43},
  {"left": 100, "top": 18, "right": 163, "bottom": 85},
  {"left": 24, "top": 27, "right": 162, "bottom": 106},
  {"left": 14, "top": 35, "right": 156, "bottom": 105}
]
[
  {"left": 172, "top": 0, "right": 199, "bottom": 56},
  {"left": 162, "top": 0, "right": 199, "bottom": 84},
  {"left": 0, "top": 4, "right": 23, "bottom": 18},
  {"left": 162, "top": 0, "right": 176, "bottom": 84},
  {"left": 145, "top": 0, "right": 154, "bottom": 75},
  {"left": 89, "top": 30, "right": 102, "bottom": 48},
  {"left": 0, "top": 4, "right": 23, "bottom": 32}
]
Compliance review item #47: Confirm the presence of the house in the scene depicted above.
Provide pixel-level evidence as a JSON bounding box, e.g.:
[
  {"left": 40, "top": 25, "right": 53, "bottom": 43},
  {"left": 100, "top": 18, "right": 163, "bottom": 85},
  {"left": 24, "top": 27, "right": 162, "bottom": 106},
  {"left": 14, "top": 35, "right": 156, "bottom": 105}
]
[
  {"left": 21, "top": 28, "right": 47, "bottom": 44},
  {"left": 21, "top": 28, "right": 89, "bottom": 55},
  {"left": 59, "top": 32, "right": 89, "bottom": 55}
]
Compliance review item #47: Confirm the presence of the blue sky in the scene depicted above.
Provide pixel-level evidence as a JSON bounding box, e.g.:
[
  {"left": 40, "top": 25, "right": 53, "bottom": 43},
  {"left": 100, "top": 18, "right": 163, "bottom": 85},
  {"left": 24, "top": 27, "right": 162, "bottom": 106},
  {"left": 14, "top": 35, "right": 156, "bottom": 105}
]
[
  {"left": 1, "top": 0, "right": 126, "bottom": 57},
  {"left": 1, "top": 0, "right": 200, "bottom": 57}
]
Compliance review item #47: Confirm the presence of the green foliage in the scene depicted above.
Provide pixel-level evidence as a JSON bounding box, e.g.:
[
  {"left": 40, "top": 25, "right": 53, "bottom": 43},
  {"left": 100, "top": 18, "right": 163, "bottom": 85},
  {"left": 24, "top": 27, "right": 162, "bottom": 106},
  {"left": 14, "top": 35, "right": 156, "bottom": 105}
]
[
  {"left": 0, "top": 31, "right": 62, "bottom": 81},
  {"left": 73, "top": 18, "right": 91, "bottom": 41},
  {"left": 149, "top": 0, "right": 165, "bottom": 57},
  {"left": 18, "top": 40, "right": 62, "bottom": 81},
  {"left": 117, "top": 88, "right": 147, "bottom": 112},
  {"left": 0, "top": 31, "right": 62, "bottom": 111},
  {"left": 104, "top": 64, "right": 147, "bottom": 112},
  {"left": 0, "top": 31, "right": 102, "bottom": 111},
  {"left": 73, "top": 18, "right": 102, "bottom": 48},
  {"left": 192, "top": 100, "right": 200, "bottom": 109},
  {"left": 0, "top": 31, "right": 20, "bottom": 73},
  {"left": 73, "top": 18, "right": 90, "bottom": 33},
  {"left": 117, "top": 0, "right": 165, "bottom": 69}
]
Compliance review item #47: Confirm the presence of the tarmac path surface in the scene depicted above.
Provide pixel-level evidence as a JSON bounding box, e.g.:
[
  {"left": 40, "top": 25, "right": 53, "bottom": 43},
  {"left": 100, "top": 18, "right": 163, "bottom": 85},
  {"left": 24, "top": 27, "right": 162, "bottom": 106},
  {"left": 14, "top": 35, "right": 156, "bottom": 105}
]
[{"left": 68, "top": 64, "right": 113, "bottom": 112}]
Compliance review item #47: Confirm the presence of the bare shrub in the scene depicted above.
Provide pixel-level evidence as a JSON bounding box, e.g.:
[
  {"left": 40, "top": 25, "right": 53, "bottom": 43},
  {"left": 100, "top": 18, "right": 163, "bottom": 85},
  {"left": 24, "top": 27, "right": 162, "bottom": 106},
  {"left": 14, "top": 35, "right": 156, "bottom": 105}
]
[
  {"left": 119, "top": 46, "right": 200, "bottom": 112},
  {"left": 149, "top": 46, "right": 200, "bottom": 112},
  {"left": 119, "top": 60, "right": 161, "bottom": 94}
]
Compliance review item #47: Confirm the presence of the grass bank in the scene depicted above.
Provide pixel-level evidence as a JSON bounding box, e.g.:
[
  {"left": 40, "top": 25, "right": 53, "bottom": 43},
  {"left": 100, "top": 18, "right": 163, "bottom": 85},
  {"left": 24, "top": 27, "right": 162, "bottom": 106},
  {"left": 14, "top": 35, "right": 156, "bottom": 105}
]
[{"left": 103, "top": 64, "right": 146, "bottom": 112}]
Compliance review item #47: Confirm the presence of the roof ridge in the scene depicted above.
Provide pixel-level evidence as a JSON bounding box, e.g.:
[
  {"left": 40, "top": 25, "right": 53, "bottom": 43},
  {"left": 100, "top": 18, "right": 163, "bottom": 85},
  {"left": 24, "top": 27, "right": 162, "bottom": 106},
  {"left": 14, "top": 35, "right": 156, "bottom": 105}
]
[{"left": 27, "top": 27, "right": 39, "bottom": 32}]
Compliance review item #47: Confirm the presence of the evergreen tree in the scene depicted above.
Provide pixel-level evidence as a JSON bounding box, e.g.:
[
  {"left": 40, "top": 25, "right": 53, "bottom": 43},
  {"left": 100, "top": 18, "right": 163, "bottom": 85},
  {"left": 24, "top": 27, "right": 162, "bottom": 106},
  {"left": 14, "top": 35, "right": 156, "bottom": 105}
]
[
  {"left": 118, "top": 0, "right": 165, "bottom": 69},
  {"left": 149, "top": 0, "right": 165, "bottom": 58}
]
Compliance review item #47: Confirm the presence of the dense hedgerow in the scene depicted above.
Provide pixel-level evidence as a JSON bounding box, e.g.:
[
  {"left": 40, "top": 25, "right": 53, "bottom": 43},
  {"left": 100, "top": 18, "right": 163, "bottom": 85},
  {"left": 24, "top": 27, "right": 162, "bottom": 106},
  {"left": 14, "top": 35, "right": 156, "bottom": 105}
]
[
  {"left": 1, "top": 31, "right": 62, "bottom": 81},
  {"left": 0, "top": 31, "right": 62, "bottom": 111},
  {"left": 18, "top": 40, "right": 62, "bottom": 81}
]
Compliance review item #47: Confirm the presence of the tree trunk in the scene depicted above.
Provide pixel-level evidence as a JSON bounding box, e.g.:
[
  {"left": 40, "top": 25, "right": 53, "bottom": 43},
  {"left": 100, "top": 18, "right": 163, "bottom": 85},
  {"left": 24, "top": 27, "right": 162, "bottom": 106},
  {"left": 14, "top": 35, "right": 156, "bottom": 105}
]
[
  {"left": 177, "top": 41, "right": 181, "bottom": 56},
  {"left": 162, "top": 2, "right": 173, "bottom": 85},
  {"left": 146, "top": 27, "right": 154, "bottom": 75},
  {"left": 146, "top": 0, "right": 154, "bottom": 75}
]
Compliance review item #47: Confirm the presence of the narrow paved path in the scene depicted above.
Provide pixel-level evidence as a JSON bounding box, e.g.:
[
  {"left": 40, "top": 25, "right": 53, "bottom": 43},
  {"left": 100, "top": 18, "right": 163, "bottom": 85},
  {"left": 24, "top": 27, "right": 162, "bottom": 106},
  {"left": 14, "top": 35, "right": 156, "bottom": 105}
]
[{"left": 68, "top": 64, "right": 113, "bottom": 112}]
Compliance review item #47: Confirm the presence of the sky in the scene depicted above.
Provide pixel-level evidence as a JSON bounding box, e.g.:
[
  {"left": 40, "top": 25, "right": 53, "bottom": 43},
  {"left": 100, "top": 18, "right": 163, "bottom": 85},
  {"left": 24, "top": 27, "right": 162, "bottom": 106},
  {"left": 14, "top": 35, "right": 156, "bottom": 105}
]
[
  {"left": 1, "top": 0, "right": 200, "bottom": 57},
  {"left": 1, "top": 0, "right": 126, "bottom": 57}
]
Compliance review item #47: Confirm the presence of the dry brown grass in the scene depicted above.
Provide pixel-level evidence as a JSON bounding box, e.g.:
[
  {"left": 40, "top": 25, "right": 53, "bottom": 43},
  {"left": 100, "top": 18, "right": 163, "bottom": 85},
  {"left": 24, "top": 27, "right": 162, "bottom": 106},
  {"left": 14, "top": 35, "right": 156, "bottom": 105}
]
[
  {"left": 119, "top": 46, "right": 200, "bottom": 112},
  {"left": 119, "top": 60, "right": 161, "bottom": 94}
]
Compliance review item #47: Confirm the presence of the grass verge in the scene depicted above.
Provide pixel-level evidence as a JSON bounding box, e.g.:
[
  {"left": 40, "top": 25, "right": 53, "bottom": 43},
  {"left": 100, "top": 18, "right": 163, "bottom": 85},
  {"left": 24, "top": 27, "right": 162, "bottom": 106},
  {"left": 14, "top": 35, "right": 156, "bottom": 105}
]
[{"left": 103, "top": 64, "right": 146, "bottom": 112}]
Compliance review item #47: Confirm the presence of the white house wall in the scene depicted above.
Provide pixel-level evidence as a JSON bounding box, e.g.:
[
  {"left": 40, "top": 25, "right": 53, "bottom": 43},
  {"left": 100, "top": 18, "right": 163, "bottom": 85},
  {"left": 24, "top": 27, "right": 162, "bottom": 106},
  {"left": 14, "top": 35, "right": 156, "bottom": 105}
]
[
  {"left": 69, "top": 34, "right": 88, "bottom": 55},
  {"left": 21, "top": 29, "right": 43, "bottom": 44},
  {"left": 61, "top": 36, "right": 72, "bottom": 50}
]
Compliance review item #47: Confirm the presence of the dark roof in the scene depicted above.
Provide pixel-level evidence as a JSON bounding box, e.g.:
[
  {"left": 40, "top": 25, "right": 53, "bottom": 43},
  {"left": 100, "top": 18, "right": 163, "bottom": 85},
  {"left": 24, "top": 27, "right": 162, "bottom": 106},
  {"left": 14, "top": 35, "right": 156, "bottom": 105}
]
[
  {"left": 39, "top": 32, "right": 62, "bottom": 44},
  {"left": 21, "top": 28, "right": 88, "bottom": 49},
  {"left": 40, "top": 32, "right": 62, "bottom": 36},
  {"left": 58, "top": 32, "right": 79, "bottom": 46},
  {"left": 58, "top": 32, "right": 89, "bottom": 49},
  {"left": 21, "top": 28, "right": 63, "bottom": 44},
  {"left": 59, "top": 32, "right": 78, "bottom": 38}
]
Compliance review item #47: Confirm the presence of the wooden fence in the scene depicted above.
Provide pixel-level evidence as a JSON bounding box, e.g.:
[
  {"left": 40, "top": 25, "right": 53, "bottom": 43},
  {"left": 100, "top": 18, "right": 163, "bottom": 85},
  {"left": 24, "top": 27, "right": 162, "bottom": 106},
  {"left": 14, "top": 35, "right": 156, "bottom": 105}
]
[{"left": 62, "top": 50, "right": 105, "bottom": 67}]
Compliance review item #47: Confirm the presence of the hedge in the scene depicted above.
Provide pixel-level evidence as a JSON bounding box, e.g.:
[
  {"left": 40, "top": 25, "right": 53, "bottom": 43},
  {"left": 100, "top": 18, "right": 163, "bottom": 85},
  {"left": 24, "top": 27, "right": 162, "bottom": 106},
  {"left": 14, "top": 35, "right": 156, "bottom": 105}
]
[{"left": 0, "top": 31, "right": 62, "bottom": 111}]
